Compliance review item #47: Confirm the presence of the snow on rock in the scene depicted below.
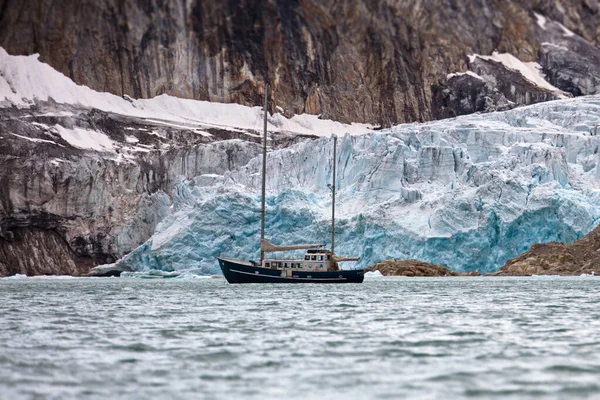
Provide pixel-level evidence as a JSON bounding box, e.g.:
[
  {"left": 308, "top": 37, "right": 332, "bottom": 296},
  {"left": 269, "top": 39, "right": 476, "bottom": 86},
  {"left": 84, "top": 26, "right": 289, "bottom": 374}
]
[
  {"left": 54, "top": 125, "right": 116, "bottom": 152},
  {"left": 534, "top": 12, "right": 547, "bottom": 30},
  {"left": 469, "top": 52, "right": 566, "bottom": 96},
  {"left": 109, "top": 95, "right": 600, "bottom": 275},
  {"left": 0, "top": 47, "right": 373, "bottom": 138},
  {"left": 446, "top": 71, "right": 484, "bottom": 81},
  {"left": 9, "top": 133, "right": 61, "bottom": 146}
]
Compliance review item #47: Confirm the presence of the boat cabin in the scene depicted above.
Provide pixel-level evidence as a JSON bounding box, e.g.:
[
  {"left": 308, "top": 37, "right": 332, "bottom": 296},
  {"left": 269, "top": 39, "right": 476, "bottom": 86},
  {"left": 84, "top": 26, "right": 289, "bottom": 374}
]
[{"left": 261, "top": 249, "right": 339, "bottom": 272}]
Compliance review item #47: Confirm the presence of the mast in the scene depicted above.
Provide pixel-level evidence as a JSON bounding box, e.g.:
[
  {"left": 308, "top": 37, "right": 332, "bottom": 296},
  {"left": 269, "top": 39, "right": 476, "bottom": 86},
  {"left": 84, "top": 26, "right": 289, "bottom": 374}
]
[
  {"left": 260, "top": 83, "right": 269, "bottom": 263},
  {"left": 331, "top": 135, "right": 337, "bottom": 255}
]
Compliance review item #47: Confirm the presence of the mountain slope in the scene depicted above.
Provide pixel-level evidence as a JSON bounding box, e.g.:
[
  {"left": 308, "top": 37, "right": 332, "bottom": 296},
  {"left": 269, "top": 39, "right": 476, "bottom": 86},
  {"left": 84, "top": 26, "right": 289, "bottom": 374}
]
[{"left": 0, "top": 0, "right": 598, "bottom": 125}]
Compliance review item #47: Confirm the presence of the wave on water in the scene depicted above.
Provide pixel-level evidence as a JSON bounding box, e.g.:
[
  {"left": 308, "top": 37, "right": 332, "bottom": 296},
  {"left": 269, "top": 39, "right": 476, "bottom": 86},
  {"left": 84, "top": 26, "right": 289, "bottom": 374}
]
[
  {"left": 119, "top": 270, "right": 222, "bottom": 280},
  {"left": 1, "top": 274, "right": 83, "bottom": 280}
]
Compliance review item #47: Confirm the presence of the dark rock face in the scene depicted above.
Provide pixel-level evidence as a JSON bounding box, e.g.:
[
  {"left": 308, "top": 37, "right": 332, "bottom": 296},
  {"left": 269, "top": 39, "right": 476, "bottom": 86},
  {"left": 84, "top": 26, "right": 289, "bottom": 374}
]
[
  {"left": 0, "top": 0, "right": 598, "bottom": 125},
  {"left": 535, "top": 15, "right": 600, "bottom": 96},
  {"left": 0, "top": 227, "right": 104, "bottom": 276},
  {"left": 433, "top": 57, "right": 564, "bottom": 119},
  {"left": 492, "top": 224, "right": 600, "bottom": 276}
]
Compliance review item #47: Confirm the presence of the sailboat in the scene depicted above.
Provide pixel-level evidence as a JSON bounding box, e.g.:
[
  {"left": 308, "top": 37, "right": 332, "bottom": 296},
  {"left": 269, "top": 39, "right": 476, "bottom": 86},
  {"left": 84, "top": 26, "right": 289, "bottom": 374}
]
[{"left": 218, "top": 84, "right": 365, "bottom": 284}]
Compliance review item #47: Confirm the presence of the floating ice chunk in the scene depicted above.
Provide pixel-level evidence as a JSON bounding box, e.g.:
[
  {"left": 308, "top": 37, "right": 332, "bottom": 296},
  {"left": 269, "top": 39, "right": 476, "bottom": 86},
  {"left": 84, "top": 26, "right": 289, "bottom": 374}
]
[
  {"left": 1, "top": 274, "right": 27, "bottom": 279},
  {"left": 364, "top": 270, "right": 384, "bottom": 278}
]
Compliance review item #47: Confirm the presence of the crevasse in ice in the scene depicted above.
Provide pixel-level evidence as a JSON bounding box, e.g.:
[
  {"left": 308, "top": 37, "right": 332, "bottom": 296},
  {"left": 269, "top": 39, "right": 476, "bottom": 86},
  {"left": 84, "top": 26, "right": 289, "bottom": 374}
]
[{"left": 113, "top": 95, "right": 600, "bottom": 274}]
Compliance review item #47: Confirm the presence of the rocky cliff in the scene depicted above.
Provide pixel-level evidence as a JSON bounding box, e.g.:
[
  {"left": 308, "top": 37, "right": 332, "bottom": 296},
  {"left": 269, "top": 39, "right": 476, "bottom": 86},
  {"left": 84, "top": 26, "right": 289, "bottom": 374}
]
[
  {"left": 0, "top": 0, "right": 598, "bottom": 125},
  {"left": 365, "top": 259, "right": 481, "bottom": 277},
  {"left": 493, "top": 224, "right": 600, "bottom": 276}
]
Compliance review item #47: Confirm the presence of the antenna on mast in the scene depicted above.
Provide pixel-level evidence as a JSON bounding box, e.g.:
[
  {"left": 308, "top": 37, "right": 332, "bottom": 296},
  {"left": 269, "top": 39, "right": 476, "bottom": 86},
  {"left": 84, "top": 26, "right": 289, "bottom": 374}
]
[
  {"left": 260, "top": 83, "right": 269, "bottom": 263},
  {"left": 330, "top": 135, "right": 337, "bottom": 255}
]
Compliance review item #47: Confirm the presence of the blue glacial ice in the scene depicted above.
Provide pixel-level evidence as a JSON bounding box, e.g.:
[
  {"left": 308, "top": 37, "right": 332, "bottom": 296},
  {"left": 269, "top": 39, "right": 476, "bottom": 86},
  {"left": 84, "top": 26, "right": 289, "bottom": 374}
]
[{"left": 112, "top": 95, "right": 600, "bottom": 274}]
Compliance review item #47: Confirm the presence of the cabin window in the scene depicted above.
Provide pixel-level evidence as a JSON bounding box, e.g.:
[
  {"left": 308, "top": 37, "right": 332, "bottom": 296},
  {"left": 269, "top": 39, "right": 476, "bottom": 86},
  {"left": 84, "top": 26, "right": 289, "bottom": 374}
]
[
  {"left": 311, "top": 255, "right": 317, "bottom": 260},
  {"left": 265, "top": 263, "right": 270, "bottom": 268},
  {"left": 284, "top": 263, "right": 288, "bottom": 268},
  {"left": 304, "top": 255, "right": 310, "bottom": 260},
  {"left": 318, "top": 255, "right": 323, "bottom": 261},
  {"left": 320, "top": 264, "right": 324, "bottom": 269},
  {"left": 326, "top": 255, "right": 331, "bottom": 260}
]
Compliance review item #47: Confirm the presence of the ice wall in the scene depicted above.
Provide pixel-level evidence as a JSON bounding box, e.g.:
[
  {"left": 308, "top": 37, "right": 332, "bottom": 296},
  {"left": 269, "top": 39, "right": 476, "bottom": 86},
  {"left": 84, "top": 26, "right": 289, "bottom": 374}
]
[{"left": 112, "top": 95, "right": 600, "bottom": 274}]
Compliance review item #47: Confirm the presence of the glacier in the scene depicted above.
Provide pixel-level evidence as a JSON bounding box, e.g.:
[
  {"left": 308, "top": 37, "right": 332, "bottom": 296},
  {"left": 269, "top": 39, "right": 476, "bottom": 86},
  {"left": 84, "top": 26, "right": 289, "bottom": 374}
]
[{"left": 111, "top": 95, "right": 600, "bottom": 274}]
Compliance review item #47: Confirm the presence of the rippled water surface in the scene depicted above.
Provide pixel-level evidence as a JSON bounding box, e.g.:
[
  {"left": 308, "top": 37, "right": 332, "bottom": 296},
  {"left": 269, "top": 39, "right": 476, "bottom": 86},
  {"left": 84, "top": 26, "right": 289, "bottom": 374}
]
[{"left": 2, "top": 276, "right": 600, "bottom": 399}]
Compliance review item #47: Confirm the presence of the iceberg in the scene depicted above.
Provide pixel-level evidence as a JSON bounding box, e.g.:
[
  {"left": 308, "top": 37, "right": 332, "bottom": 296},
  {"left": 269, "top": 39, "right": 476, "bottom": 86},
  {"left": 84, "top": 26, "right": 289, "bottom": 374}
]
[{"left": 110, "top": 95, "right": 600, "bottom": 274}]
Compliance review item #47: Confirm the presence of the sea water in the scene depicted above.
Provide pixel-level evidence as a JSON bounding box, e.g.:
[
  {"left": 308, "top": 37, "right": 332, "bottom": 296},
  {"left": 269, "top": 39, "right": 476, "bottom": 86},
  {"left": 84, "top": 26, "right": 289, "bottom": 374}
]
[{"left": 1, "top": 276, "right": 599, "bottom": 399}]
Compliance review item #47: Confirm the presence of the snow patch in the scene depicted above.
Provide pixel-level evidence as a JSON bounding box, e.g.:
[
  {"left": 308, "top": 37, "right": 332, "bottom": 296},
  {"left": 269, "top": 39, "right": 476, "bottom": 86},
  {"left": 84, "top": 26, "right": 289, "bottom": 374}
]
[
  {"left": 0, "top": 46, "right": 374, "bottom": 138},
  {"left": 31, "top": 122, "right": 51, "bottom": 130},
  {"left": 54, "top": 125, "right": 116, "bottom": 152},
  {"left": 49, "top": 158, "right": 66, "bottom": 166},
  {"left": 534, "top": 12, "right": 547, "bottom": 30},
  {"left": 541, "top": 42, "right": 569, "bottom": 51},
  {"left": 560, "top": 24, "right": 575, "bottom": 37},
  {"left": 447, "top": 71, "right": 484, "bottom": 81},
  {"left": 10, "top": 133, "right": 61, "bottom": 146},
  {"left": 469, "top": 52, "right": 567, "bottom": 97}
]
